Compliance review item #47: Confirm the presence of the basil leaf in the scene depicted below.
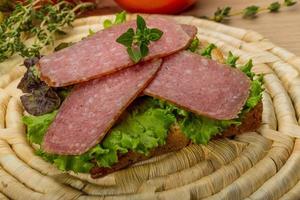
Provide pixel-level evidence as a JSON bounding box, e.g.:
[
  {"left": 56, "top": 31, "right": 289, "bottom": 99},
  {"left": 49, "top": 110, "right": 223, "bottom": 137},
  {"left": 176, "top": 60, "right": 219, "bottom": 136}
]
[
  {"left": 116, "top": 28, "right": 134, "bottom": 47},
  {"left": 137, "top": 15, "right": 146, "bottom": 31},
  {"left": 116, "top": 15, "right": 163, "bottom": 63},
  {"left": 140, "top": 43, "right": 149, "bottom": 58},
  {"left": 127, "top": 47, "right": 142, "bottom": 63},
  {"left": 148, "top": 28, "right": 163, "bottom": 41}
]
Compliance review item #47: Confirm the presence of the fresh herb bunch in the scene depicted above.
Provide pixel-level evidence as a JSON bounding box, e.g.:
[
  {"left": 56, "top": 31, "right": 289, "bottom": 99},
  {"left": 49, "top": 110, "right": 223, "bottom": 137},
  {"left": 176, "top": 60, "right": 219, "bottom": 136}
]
[
  {"left": 0, "top": 0, "right": 94, "bottom": 62},
  {"left": 116, "top": 15, "right": 163, "bottom": 63},
  {"left": 207, "top": 0, "right": 297, "bottom": 23}
]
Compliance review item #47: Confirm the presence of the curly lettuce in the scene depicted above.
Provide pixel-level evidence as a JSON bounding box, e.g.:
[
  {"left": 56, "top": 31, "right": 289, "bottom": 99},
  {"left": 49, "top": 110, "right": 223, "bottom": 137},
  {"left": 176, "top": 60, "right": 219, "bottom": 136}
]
[
  {"left": 23, "top": 111, "right": 57, "bottom": 144},
  {"left": 23, "top": 97, "right": 176, "bottom": 172}
]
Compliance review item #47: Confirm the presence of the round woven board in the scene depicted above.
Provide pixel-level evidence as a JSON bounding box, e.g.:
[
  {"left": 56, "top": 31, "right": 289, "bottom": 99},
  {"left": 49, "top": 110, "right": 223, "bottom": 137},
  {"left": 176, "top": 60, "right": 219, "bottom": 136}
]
[{"left": 0, "top": 14, "right": 300, "bottom": 200}]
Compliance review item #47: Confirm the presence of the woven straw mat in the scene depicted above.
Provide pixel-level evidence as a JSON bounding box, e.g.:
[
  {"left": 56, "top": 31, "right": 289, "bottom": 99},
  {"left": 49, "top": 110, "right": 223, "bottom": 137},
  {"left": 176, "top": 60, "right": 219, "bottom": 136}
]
[{"left": 0, "top": 14, "right": 300, "bottom": 200}]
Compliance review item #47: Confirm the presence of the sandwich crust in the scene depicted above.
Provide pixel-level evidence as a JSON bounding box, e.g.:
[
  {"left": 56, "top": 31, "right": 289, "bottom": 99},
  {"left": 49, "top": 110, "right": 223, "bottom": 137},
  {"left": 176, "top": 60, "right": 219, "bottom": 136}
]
[{"left": 90, "top": 102, "right": 263, "bottom": 178}]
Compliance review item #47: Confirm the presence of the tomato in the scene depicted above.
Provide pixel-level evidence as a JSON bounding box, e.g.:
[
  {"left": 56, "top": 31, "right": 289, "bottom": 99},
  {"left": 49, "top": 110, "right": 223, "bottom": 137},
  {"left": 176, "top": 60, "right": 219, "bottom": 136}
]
[{"left": 114, "top": 0, "right": 196, "bottom": 14}]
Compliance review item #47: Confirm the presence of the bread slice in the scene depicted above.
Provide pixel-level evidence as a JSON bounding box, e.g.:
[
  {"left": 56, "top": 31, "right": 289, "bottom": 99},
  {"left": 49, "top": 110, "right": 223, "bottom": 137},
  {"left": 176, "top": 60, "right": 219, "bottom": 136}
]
[{"left": 90, "top": 102, "right": 262, "bottom": 178}]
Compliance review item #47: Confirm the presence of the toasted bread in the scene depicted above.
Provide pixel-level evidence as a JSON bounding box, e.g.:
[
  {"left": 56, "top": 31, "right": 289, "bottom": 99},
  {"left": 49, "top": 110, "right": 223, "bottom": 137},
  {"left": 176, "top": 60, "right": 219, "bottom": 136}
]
[{"left": 90, "top": 102, "right": 262, "bottom": 178}]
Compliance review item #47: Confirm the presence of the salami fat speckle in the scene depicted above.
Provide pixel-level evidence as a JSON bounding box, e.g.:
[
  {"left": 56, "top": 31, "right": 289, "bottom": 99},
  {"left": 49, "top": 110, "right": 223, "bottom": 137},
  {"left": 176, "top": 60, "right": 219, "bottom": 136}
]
[
  {"left": 38, "top": 17, "right": 193, "bottom": 87},
  {"left": 42, "top": 59, "right": 162, "bottom": 155},
  {"left": 145, "top": 51, "right": 250, "bottom": 120}
]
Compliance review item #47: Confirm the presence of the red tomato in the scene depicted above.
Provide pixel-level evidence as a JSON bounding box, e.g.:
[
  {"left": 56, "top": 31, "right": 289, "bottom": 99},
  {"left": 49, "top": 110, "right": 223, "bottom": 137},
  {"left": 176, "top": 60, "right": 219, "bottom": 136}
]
[{"left": 114, "top": 0, "right": 197, "bottom": 14}]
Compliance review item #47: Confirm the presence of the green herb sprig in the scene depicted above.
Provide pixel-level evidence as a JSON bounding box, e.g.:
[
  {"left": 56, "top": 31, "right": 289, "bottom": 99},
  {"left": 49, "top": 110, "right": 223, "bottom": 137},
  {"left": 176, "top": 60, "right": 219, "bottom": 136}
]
[
  {"left": 0, "top": 0, "right": 94, "bottom": 62},
  {"left": 103, "top": 11, "right": 127, "bottom": 29},
  {"left": 116, "top": 15, "right": 163, "bottom": 63},
  {"left": 207, "top": 0, "right": 297, "bottom": 23}
]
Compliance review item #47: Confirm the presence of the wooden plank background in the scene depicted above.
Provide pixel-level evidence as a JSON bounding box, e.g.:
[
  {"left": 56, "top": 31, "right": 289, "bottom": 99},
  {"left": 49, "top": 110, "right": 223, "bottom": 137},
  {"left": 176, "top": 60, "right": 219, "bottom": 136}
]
[{"left": 97, "top": 0, "right": 300, "bottom": 55}]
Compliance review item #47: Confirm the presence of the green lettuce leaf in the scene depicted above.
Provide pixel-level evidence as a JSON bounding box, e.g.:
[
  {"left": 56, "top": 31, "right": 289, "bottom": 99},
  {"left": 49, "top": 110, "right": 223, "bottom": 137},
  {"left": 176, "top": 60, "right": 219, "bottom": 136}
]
[
  {"left": 24, "top": 97, "right": 176, "bottom": 172},
  {"left": 179, "top": 114, "right": 240, "bottom": 144},
  {"left": 188, "top": 37, "right": 200, "bottom": 52},
  {"left": 23, "top": 110, "right": 57, "bottom": 144},
  {"left": 244, "top": 77, "right": 263, "bottom": 112},
  {"left": 226, "top": 51, "right": 239, "bottom": 67}
]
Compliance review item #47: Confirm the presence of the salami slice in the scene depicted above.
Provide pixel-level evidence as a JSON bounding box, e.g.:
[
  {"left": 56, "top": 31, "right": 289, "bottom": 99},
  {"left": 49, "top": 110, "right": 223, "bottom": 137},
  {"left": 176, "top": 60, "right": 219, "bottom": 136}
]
[
  {"left": 38, "top": 17, "right": 193, "bottom": 87},
  {"left": 145, "top": 51, "right": 251, "bottom": 120},
  {"left": 181, "top": 24, "right": 197, "bottom": 38},
  {"left": 42, "top": 59, "right": 162, "bottom": 155}
]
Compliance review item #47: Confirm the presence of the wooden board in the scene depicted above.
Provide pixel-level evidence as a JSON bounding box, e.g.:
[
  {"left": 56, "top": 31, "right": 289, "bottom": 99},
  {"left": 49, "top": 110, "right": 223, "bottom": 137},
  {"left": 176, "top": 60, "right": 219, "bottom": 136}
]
[{"left": 0, "top": 14, "right": 300, "bottom": 200}]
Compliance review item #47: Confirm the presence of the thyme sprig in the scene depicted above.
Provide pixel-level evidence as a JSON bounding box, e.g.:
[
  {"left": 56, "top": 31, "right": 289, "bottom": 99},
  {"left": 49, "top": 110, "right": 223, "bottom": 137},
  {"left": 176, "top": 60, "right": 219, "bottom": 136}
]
[
  {"left": 207, "top": 0, "right": 297, "bottom": 23},
  {"left": 0, "top": 0, "right": 94, "bottom": 62}
]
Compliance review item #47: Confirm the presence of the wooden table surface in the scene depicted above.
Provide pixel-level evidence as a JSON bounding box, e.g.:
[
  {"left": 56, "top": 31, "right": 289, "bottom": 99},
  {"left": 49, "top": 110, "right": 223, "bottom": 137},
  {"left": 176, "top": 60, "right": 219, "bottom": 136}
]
[{"left": 97, "top": 0, "right": 300, "bottom": 55}]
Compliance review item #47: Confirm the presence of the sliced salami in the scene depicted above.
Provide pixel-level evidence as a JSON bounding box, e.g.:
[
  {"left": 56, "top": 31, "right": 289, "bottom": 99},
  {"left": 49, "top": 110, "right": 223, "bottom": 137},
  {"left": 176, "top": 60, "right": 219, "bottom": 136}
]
[
  {"left": 38, "top": 17, "right": 193, "bottom": 87},
  {"left": 42, "top": 59, "right": 162, "bottom": 155},
  {"left": 145, "top": 51, "right": 251, "bottom": 120},
  {"left": 180, "top": 24, "right": 197, "bottom": 38}
]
